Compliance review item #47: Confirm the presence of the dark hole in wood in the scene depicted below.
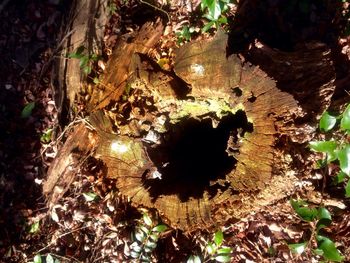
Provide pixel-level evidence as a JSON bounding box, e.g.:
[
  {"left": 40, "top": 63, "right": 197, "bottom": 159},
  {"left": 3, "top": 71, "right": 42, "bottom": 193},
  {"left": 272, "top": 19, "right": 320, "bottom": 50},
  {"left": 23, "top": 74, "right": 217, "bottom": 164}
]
[
  {"left": 248, "top": 93, "right": 256, "bottom": 102},
  {"left": 143, "top": 110, "right": 253, "bottom": 202},
  {"left": 231, "top": 87, "right": 242, "bottom": 97}
]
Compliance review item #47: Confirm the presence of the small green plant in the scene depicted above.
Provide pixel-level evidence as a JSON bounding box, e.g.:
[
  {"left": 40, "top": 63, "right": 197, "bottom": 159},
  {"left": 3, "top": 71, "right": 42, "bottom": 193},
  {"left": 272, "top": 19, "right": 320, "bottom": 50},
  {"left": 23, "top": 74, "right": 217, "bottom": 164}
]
[
  {"left": 200, "top": 0, "right": 232, "bottom": 32},
  {"left": 82, "top": 192, "right": 98, "bottom": 202},
  {"left": 176, "top": 25, "right": 196, "bottom": 44},
  {"left": 129, "top": 213, "right": 168, "bottom": 261},
  {"left": 40, "top": 128, "right": 53, "bottom": 144},
  {"left": 108, "top": 1, "right": 117, "bottom": 15},
  {"left": 187, "top": 230, "right": 233, "bottom": 263},
  {"left": 31, "top": 253, "right": 60, "bottom": 263},
  {"left": 288, "top": 199, "right": 344, "bottom": 262},
  {"left": 68, "top": 46, "right": 100, "bottom": 75},
  {"left": 309, "top": 103, "right": 350, "bottom": 196},
  {"left": 21, "top": 102, "right": 35, "bottom": 118},
  {"left": 28, "top": 221, "right": 40, "bottom": 234}
]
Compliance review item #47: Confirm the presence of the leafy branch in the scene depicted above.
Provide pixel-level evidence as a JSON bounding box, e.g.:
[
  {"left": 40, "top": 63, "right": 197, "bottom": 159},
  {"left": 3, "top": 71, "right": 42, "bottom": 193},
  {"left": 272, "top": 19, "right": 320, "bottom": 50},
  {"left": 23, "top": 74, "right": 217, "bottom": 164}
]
[
  {"left": 68, "top": 46, "right": 101, "bottom": 75},
  {"left": 288, "top": 199, "right": 344, "bottom": 262},
  {"left": 187, "top": 230, "right": 233, "bottom": 263},
  {"left": 309, "top": 103, "right": 350, "bottom": 197},
  {"left": 130, "top": 213, "right": 168, "bottom": 261}
]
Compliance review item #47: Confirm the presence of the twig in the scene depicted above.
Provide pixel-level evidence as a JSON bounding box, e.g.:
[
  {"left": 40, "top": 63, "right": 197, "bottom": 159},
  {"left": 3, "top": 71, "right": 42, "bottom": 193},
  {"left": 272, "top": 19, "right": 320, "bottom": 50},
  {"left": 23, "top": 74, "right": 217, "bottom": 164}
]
[{"left": 139, "top": 0, "right": 170, "bottom": 22}]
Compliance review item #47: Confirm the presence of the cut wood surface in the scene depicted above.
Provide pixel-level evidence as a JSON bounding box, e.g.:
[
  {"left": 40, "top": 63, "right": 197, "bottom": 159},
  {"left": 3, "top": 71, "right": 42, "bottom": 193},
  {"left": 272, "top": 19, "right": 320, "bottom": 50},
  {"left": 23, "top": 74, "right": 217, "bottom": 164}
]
[
  {"left": 86, "top": 33, "right": 301, "bottom": 230},
  {"left": 45, "top": 5, "right": 338, "bottom": 231},
  {"left": 86, "top": 19, "right": 164, "bottom": 111}
]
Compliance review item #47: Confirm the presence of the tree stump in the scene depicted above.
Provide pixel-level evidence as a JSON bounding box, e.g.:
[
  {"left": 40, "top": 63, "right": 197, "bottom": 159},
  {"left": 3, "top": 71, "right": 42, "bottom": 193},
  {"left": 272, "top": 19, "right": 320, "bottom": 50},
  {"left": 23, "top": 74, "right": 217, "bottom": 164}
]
[
  {"left": 45, "top": 2, "right": 338, "bottom": 231},
  {"left": 85, "top": 32, "right": 301, "bottom": 230}
]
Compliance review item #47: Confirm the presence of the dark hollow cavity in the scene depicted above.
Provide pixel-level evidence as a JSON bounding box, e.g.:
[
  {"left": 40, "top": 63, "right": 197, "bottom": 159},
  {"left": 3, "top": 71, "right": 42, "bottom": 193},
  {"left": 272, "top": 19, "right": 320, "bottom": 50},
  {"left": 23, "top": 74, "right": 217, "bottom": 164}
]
[{"left": 143, "top": 110, "right": 253, "bottom": 202}]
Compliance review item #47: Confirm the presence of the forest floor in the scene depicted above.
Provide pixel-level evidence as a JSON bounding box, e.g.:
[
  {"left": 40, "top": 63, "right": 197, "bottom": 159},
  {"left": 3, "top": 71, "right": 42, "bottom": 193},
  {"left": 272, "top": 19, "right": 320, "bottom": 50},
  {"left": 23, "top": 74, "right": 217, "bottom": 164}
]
[{"left": 1, "top": 0, "right": 350, "bottom": 262}]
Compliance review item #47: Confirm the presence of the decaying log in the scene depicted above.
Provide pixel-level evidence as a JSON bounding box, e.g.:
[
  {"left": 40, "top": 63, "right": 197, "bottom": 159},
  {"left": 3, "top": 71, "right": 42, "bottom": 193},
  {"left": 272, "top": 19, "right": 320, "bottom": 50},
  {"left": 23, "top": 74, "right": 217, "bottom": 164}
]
[
  {"left": 43, "top": 123, "right": 97, "bottom": 206},
  {"left": 87, "top": 32, "right": 301, "bottom": 230},
  {"left": 86, "top": 19, "right": 164, "bottom": 111},
  {"left": 53, "top": 0, "right": 108, "bottom": 113},
  {"left": 244, "top": 42, "right": 335, "bottom": 116},
  {"left": 45, "top": 3, "right": 338, "bottom": 231}
]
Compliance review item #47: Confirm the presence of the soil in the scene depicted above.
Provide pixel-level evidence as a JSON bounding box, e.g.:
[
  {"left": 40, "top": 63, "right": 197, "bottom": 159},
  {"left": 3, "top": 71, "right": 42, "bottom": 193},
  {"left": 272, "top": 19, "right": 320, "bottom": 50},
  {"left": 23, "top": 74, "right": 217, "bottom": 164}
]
[{"left": 1, "top": 0, "right": 350, "bottom": 262}]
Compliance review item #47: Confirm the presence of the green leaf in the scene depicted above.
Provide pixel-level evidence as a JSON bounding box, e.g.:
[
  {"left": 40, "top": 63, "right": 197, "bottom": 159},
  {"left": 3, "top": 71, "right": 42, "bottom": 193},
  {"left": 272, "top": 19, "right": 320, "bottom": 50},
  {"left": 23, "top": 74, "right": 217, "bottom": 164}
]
[
  {"left": 217, "top": 16, "right": 228, "bottom": 24},
  {"left": 333, "top": 171, "right": 347, "bottom": 184},
  {"left": 337, "top": 145, "right": 350, "bottom": 175},
  {"left": 345, "top": 180, "right": 350, "bottom": 197},
  {"left": 152, "top": 224, "right": 167, "bottom": 233},
  {"left": 68, "top": 46, "right": 85, "bottom": 58},
  {"left": 131, "top": 244, "right": 142, "bottom": 253},
  {"left": 144, "top": 246, "right": 153, "bottom": 253},
  {"left": 217, "top": 247, "right": 232, "bottom": 254},
  {"left": 309, "top": 141, "right": 338, "bottom": 162},
  {"left": 214, "top": 255, "right": 232, "bottom": 263},
  {"left": 46, "top": 254, "right": 54, "bottom": 263},
  {"left": 202, "top": 21, "right": 216, "bottom": 32},
  {"left": 93, "top": 77, "right": 100, "bottom": 84},
  {"left": 316, "top": 235, "right": 344, "bottom": 262},
  {"left": 290, "top": 200, "right": 314, "bottom": 220},
  {"left": 139, "top": 226, "right": 150, "bottom": 235},
  {"left": 143, "top": 214, "right": 153, "bottom": 226},
  {"left": 135, "top": 230, "right": 146, "bottom": 242},
  {"left": 29, "top": 221, "right": 40, "bottom": 233},
  {"left": 68, "top": 53, "right": 83, "bottom": 59},
  {"left": 83, "top": 65, "right": 92, "bottom": 75},
  {"left": 206, "top": 242, "right": 216, "bottom": 255},
  {"left": 40, "top": 128, "right": 53, "bottom": 143},
  {"left": 187, "top": 255, "right": 201, "bottom": 263},
  {"left": 79, "top": 56, "right": 89, "bottom": 68},
  {"left": 21, "top": 102, "right": 35, "bottom": 118},
  {"left": 288, "top": 242, "right": 307, "bottom": 255},
  {"left": 33, "top": 255, "right": 42, "bottom": 263},
  {"left": 145, "top": 240, "right": 157, "bottom": 249},
  {"left": 316, "top": 207, "right": 332, "bottom": 230},
  {"left": 82, "top": 192, "right": 97, "bottom": 202},
  {"left": 340, "top": 104, "right": 350, "bottom": 131},
  {"left": 90, "top": 53, "right": 100, "bottom": 61},
  {"left": 214, "top": 230, "right": 224, "bottom": 247},
  {"left": 149, "top": 233, "right": 159, "bottom": 243},
  {"left": 319, "top": 111, "right": 337, "bottom": 132},
  {"left": 290, "top": 199, "right": 318, "bottom": 222},
  {"left": 130, "top": 250, "right": 140, "bottom": 258},
  {"left": 313, "top": 248, "right": 324, "bottom": 256},
  {"left": 309, "top": 141, "right": 337, "bottom": 153},
  {"left": 317, "top": 207, "right": 332, "bottom": 221},
  {"left": 203, "top": 0, "right": 222, "bottom": 20}
]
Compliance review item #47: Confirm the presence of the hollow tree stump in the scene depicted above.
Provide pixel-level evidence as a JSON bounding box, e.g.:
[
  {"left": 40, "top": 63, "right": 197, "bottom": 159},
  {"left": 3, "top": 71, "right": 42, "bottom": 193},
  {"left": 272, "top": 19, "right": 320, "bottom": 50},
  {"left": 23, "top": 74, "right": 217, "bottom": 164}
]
[
  {"left": 45, "top": 6, "right": 337, "bottom": 230},
  {"left": 87, "top": 32, "right": 301, "bottom": 230}
]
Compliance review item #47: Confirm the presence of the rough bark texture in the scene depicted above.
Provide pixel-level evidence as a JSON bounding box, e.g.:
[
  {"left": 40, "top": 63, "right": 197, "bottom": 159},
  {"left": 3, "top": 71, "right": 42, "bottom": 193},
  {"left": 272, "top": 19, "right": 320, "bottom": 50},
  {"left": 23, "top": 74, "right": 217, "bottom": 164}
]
[
  {"left": 53, "top": 0, "right": 108, "bottom": 114},
  {"left": 43, "top": 123, "right": 96, "bottom": 206}
]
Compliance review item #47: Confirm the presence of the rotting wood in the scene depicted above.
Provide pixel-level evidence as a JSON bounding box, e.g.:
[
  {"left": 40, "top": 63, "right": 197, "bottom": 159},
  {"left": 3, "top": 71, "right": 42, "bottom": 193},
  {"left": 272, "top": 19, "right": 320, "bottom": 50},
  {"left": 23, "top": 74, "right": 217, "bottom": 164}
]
[
  {"left": 87, "top": 32, "right": 301, "bottom": 230},
  {"left": 53, "top": 0, "right": 108, "bottom": 113},
  {"left": 43, "top": 123, "right": 97, "bottom": 206},
  {"left": 86, "top": 19, "right": 164, "bottom": 111},
  {"left": 244, "top": 42, "right": 335, "bottom": 117},
  {"left": 45, "top": 4, "right": 338, "bottom": 231}
]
